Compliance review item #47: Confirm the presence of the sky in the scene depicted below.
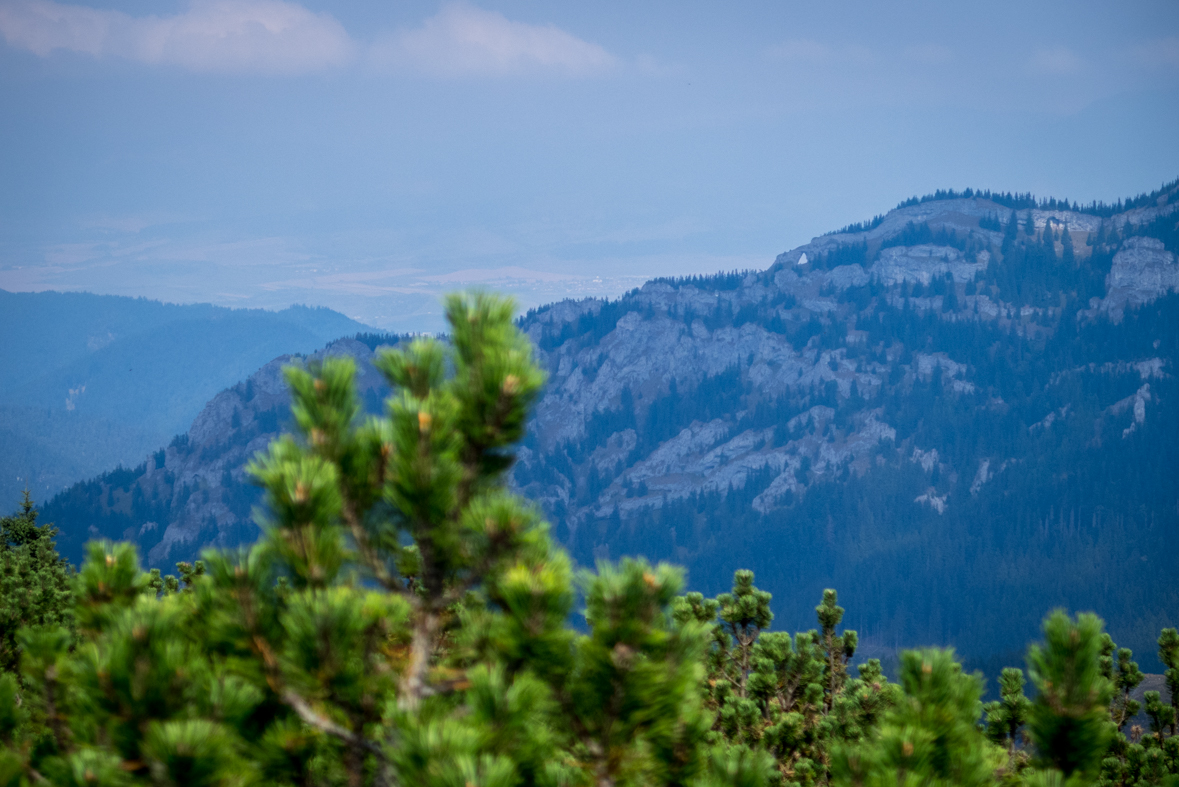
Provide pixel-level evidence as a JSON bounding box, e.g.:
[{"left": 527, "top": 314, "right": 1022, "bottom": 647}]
[{"left": 0, "top": 0, "right": 1177, "bottom": 331}]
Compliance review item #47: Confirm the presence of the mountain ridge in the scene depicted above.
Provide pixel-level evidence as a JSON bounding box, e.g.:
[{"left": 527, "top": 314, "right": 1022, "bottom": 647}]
[
  {"left": 0, "top": 290, "right": 373, "bottom": 504},
  {"left": 35, "top": 180, "right": 1179, "bottom": 670}
]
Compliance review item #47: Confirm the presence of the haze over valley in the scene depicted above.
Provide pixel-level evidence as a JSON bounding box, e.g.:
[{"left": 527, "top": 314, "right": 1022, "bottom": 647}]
[{"left": 1, "top": 3, "right": 1177, "bottom": 783}]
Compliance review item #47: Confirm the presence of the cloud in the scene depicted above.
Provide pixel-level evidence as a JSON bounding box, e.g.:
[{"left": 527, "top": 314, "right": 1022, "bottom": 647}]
[
  {"left": 766, "top": 39, "right": 831, "bottom": 62},
  {"left": 0, "top": 0, "right": 354, "bottom": 74},
  {"left": 1132, "top": 36, "right": 1179, "bottom": 69},
  {"left": 901, "top": 44, "right": 953, "bottom": 65},
  {"left": 370, "top": 3, "right": 615, "bottom": 77},
  {"left": 765, "top": 38, "right": 873, "bottom": 65},
  {"left": 1029, "top": 45, "right": 1083, "bottom": 75}
]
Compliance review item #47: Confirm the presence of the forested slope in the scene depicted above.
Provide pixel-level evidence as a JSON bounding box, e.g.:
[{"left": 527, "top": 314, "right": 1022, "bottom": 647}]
[
  {"left": 37, "top": 180, "right": 1179, "bottom": 669},
  {"left": 0, "top": 291, "right": 370, "bottom": 503}
]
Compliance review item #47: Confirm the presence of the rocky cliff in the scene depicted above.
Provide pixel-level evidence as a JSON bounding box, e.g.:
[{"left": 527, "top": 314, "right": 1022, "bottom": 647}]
[
  {"left": 513, "top": 190, "right": 1178, "bottom": 530},
  {"left": 42, "top": 180, "right": 1179, "bottom": 669}
]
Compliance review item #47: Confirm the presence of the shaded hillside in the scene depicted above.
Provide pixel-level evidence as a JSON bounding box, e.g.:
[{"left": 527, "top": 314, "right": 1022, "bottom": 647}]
[
  {"left": 42, "top": 334, "right": 404, "bottom": 567},
  {"left": 40, "top": 181, "right": 1179, "bottom": 669},
  {"left": 0, "top": 291, "right": 371, "bottom": 503}
]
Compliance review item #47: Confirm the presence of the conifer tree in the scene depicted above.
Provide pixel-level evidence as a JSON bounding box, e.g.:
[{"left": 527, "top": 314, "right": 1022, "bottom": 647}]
[
  {"left": 1100, "top": 634, "right": 1145, "bottom": 731},
  {"left": 1060, "top": 224, "right": 1075, "bottom": 266},
  {"left": 815, "top": 590, "right": 857, "bottom": 714},
  {"left": 717, "top": 571, "right": 773, "bottom": 699},
  {"left": 984, "top": 668, "right": 1031, "bottom": 764},
  {"left": 0, "top": 491, "right": 73, "bottom": 676},
  {"left": 831, "top": 649, "right": 993, "bottom": 787},
  {"left": 1144, "top": 691, "right": 1175, "bottom": 744},
  {"left": 1042, "top": 221, "right": 1056, "bottom": 254},
  {"left": 0, "top": 293, "right": 730, "bottom": 787},
  {"left": 1026, "top": 610, "right": 1114, "bottom": 782},
  {"left": 1002, "top": 209, "right": 1019, "bottom": 256},
  {"left": 687, "top": 578, "right": 892, "bottom": 787},
  {"left": 1160, "top": 628, "right": 1179, "bottom": 736}
]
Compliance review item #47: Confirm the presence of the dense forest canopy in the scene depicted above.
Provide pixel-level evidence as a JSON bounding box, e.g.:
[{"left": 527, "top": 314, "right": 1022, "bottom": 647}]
[
  {"left": 0, "top": 291, "right": 370, "bottom": 506},
  {"left": 825, "top": 177, "right": 1179, "bottom": 236}
]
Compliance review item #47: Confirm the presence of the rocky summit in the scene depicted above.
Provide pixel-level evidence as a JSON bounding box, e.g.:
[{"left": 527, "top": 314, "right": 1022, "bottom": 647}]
[{"left": 43, "top": 181, "right": 1179, "bottom": 669}]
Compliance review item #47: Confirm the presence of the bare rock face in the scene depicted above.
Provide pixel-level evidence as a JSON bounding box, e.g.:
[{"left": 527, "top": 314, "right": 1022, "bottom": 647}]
[
  {"left": 41, "top": 181, "right": 1179, "bottom": 672},
  {"left": 50, "top": 182, "right": 1179, "bottom": 583},
  {"left": 873, "top": 246, "right": 989, "bottom": 286},
  {"left": 1092, "top": 237, "right": 1179, "bottom": 319},
  {"left": 143, "top": 339, "right": 391, "bottom": 565}
]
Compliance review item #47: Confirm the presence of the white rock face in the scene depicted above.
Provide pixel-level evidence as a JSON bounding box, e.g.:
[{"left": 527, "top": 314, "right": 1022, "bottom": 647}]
[
  {"left": 116, "top": 185, "right": 1179, "bottom": 562},
  {"left": 1111, "top": 197, "right": 1179, "bottom": 229},
  {"left": 1029, "top": 210, "right": 1103, "bottom": 233},
  {"left": 970, "top": 459, "right": 991, "bottom": 496},
  {"left": 914, "top": 488, "right": 947, "bottom": 514},
  {"left": 914, "top": 353, "right": 967, "bottom": 380},
  {"left": 1105, "top": 237, "right": 1179, "bottom": 308},
  {"left": 1111, "top": 384, "right": 1152, "bottom": 438},
  {"left": 873, "top": 246, "right": 988, "bottom": 286},
  {"left": 910, "top": 448, "right": 939, "bottom": 473},
  {"left": 826, "top": 264, "right": 870, "bottom": 289},
  {"left": 147, "top": 338, "right": 388, "bottom": 565}
]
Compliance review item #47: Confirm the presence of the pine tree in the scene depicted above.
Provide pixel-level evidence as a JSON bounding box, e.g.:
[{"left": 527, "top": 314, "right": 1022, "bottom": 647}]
[
  {"left": 984, "top": 668, "right": 1031, "bottom": 765},
  {"left": 689, "top": 580, "right": 891, "bottom": 787},
  {"left": 1002, "top": 209, "right": 1019, "bottom": 256},
  {"left": 1144, "top": 691, "right": 1175, "bottom": 744},
  {"left": 0, "top": 491, "right": 73, "bottom": 676},
  {"left": 1060, "top": 223, "right": 1075, "bottom": 266},
  {"left": 1159, "top": 628, "right": 1179, "bottom": 736},
  {"left": 815, "top": 590, "right": 856, "bottom": 714},
  {"left": 717, "top": 570, "right": 774, "bottom": 699},
  {"left": 0, "top": 293, "right": 730, "bottom": 787},
  {"left": 1026, "top": 610, "right": 1115, "bottom": 782},
  {"left": 1024, "top": 210, "right": 1037, "bottom": 237},
  {"left": 831, "top": 649, "right": 994, "bottom": 787},
  {"left": 1100, "top": 634, "right": 1145, "bottom": 731}
]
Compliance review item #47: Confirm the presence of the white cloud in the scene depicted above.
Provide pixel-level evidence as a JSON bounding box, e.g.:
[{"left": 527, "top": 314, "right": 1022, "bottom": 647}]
[
  {"left": 1132, "top": 36, "right": 1179, "bottom": 69},
  {"left": 1029, "top": 45, "right": 1083, "bottom": 75},
  {"left": 370, "top": 3, "right": 615, "bottom": 77},
  {"left": 0, "top": 0, "right": 354, "bottom": 74},
  {"left": 901, "top": 44, "right": 953, "bottom": 65},
  {"left": 765, "top": 38, "right": 872, "bottom": 65},
  {"left": 767, "top": 38, "right": 829, "bottom": 62}
]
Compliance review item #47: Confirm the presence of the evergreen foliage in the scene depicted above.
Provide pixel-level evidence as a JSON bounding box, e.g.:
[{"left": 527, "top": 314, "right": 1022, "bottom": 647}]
[
  {"left": 0, "top": 293, "right": 1177, "bottom": 785},
  {"left": 35, "top": 182, "right": 1179, "bottom": 683},
  {"left": 1027, "top": 611, "right": 1114, "bottom": 781},
  {"left": 890, "top": 178, "right": 1179, "bottom": 217},
  {"left": 0, "top": 291, "right": 371, "bottom": 507},
  {"left": 0, "top": 491, "right": 73, "bottom": 676}
]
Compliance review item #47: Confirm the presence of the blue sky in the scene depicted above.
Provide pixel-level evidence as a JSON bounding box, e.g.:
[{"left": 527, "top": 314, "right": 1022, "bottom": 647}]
[{"left": 1, "top": 0, "right": 1177, "bottom": 331}]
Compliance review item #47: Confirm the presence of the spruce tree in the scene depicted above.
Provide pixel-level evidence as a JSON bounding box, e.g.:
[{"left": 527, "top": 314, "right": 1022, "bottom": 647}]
[
  {"left": 1002, "top": 209, "right": 1019, "bottom": 256},
  {"left": 1024, "top": 210, "right": 1037, "bottom": 237},
  {"left": 1060, "top": 223, "right": 1075, "bottom": 266}
]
